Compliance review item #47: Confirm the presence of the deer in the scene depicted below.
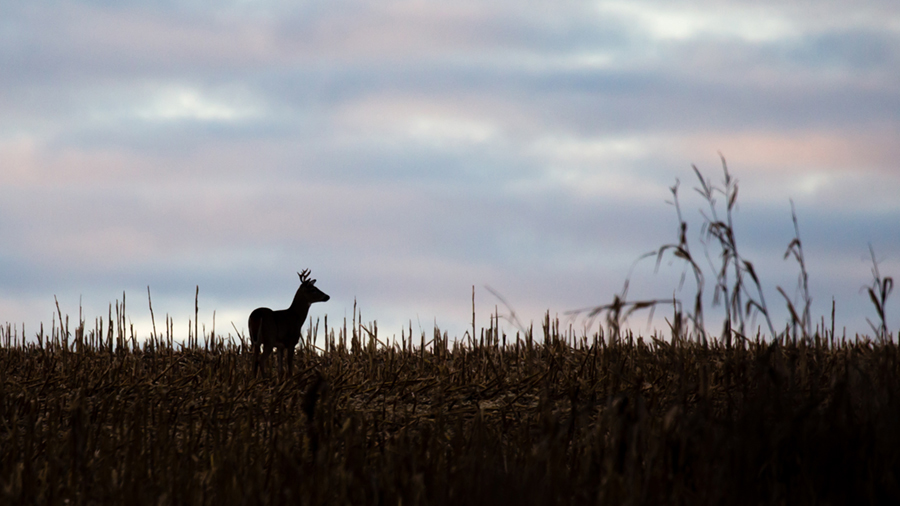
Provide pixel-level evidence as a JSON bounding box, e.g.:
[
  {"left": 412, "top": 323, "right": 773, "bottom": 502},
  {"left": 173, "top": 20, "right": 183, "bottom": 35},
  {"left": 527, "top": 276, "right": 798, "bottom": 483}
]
[{"left": 249, "top": 269, "right": 330, "bottom": 379}]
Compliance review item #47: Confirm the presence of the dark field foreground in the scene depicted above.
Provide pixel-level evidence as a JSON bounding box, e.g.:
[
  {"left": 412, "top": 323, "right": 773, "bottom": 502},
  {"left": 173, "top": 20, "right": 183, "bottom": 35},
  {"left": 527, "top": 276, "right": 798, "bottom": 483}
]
[{"left": 2, "top": 325, "right": 899, "bottom": 505}]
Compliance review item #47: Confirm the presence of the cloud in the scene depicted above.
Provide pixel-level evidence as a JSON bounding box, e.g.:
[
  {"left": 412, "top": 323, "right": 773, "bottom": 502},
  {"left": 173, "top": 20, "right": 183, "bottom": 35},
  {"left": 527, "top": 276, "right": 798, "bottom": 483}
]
[
  {"left": 1, "top": 0, "right": 898, "bottom": 340},
  {"left": 596, "top": 1, "right": 796, "bottom": 43}
]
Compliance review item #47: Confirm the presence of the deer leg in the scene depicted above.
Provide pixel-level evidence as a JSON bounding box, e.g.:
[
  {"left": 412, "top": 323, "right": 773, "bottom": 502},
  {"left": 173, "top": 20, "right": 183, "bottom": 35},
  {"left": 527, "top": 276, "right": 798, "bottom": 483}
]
[
  {"left": 252, "top": 341, "right": 261, "bottom": 377},
  {"left": 259, "top": 345, "right": 272, "bottom": 378},
  {"left": 286, "top": 346, "right": 294, "bottom": 378},
  {"left": 276, "top": 347, "right": 285, "bottom": 380}
]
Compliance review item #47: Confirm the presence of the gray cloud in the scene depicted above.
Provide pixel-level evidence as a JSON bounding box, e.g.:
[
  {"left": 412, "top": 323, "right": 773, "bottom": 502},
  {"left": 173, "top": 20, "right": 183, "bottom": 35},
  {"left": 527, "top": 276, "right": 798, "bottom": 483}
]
[{"left": 2, "top": 0, "right": 898, "bottom": 340}]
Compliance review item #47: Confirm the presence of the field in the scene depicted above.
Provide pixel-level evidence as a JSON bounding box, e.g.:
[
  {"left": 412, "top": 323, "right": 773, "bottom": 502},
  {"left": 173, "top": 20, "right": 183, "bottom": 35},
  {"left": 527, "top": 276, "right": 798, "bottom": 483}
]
[
  {"left": 2, "top": 315, "right": 899, "bottom": 505},
  {"left": 2, "top": 164, "right": 897, "bottom": 505}
]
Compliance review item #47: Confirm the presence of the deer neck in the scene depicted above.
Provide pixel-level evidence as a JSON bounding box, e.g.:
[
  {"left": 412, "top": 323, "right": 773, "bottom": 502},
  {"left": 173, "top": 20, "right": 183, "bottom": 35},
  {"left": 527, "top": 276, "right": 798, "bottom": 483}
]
[{"left": 288, "top": 291, "right": 313, "bottom": 320}]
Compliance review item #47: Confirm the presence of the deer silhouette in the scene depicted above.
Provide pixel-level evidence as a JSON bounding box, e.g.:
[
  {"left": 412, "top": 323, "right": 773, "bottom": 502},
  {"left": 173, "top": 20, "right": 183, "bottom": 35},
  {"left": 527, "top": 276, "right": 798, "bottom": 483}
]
[{"left": 249, "top": 269, "right": 329, "bottom": 378}]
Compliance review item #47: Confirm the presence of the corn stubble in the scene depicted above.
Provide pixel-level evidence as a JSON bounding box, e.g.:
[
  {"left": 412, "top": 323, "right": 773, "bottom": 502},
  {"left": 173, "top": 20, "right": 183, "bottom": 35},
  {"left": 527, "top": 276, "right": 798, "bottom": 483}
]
[
  {"left": 2, "top": 161, "right": 898, "bottom": 505},
  {"left": 1, "top": 319, "right": 898, "bottom": 505}
]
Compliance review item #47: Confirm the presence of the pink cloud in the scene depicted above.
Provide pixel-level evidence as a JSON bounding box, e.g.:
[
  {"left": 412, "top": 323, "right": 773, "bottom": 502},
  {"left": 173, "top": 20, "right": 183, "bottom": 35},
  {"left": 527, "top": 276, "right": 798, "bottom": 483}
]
[{"left": 677, "top": 129, "right": 900, "bottom": 172}]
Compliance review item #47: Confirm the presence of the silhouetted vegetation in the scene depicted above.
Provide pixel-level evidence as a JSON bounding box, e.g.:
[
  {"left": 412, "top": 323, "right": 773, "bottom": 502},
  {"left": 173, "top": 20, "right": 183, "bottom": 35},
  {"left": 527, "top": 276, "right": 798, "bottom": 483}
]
[
  {"left": 2, "top": 319, "right": 898, "bottom": 505},
  {"left": 1, "top": 161, "right": 896, "bottom": 505}
]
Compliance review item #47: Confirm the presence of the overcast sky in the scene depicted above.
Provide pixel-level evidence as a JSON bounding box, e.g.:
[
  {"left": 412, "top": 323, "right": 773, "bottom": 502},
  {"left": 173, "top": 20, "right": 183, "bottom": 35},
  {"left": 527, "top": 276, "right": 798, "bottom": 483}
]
[{"left": 2, "top": 0, "right": 898, "bottom": 343}]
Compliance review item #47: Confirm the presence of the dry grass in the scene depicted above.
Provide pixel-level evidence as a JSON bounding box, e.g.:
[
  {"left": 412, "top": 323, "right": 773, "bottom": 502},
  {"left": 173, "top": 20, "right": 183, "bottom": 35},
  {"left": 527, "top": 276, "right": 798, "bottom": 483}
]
[{"left": 1, "top": 318, "right": 899, "bottom": 505}]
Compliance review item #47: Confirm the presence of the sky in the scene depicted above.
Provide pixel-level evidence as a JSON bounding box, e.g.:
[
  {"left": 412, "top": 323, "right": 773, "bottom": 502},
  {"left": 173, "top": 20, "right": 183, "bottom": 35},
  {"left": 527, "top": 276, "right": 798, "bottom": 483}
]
[{"left": 1, "top": 0, "right": 899, "bottom": 344}]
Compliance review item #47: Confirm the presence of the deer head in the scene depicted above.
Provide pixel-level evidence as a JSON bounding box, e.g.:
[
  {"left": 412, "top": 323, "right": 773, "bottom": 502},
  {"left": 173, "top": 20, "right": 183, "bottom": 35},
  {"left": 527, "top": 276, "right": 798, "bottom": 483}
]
[{"left": 295, "top": 269, "right": 328, "bottom": 304}]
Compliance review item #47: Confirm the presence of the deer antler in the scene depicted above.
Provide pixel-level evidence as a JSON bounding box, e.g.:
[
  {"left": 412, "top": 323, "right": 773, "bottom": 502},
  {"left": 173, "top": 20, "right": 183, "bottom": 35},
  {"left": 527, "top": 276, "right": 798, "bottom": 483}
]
[{"left": 298, "top": 269, "right": 312, "bottom": 284}]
